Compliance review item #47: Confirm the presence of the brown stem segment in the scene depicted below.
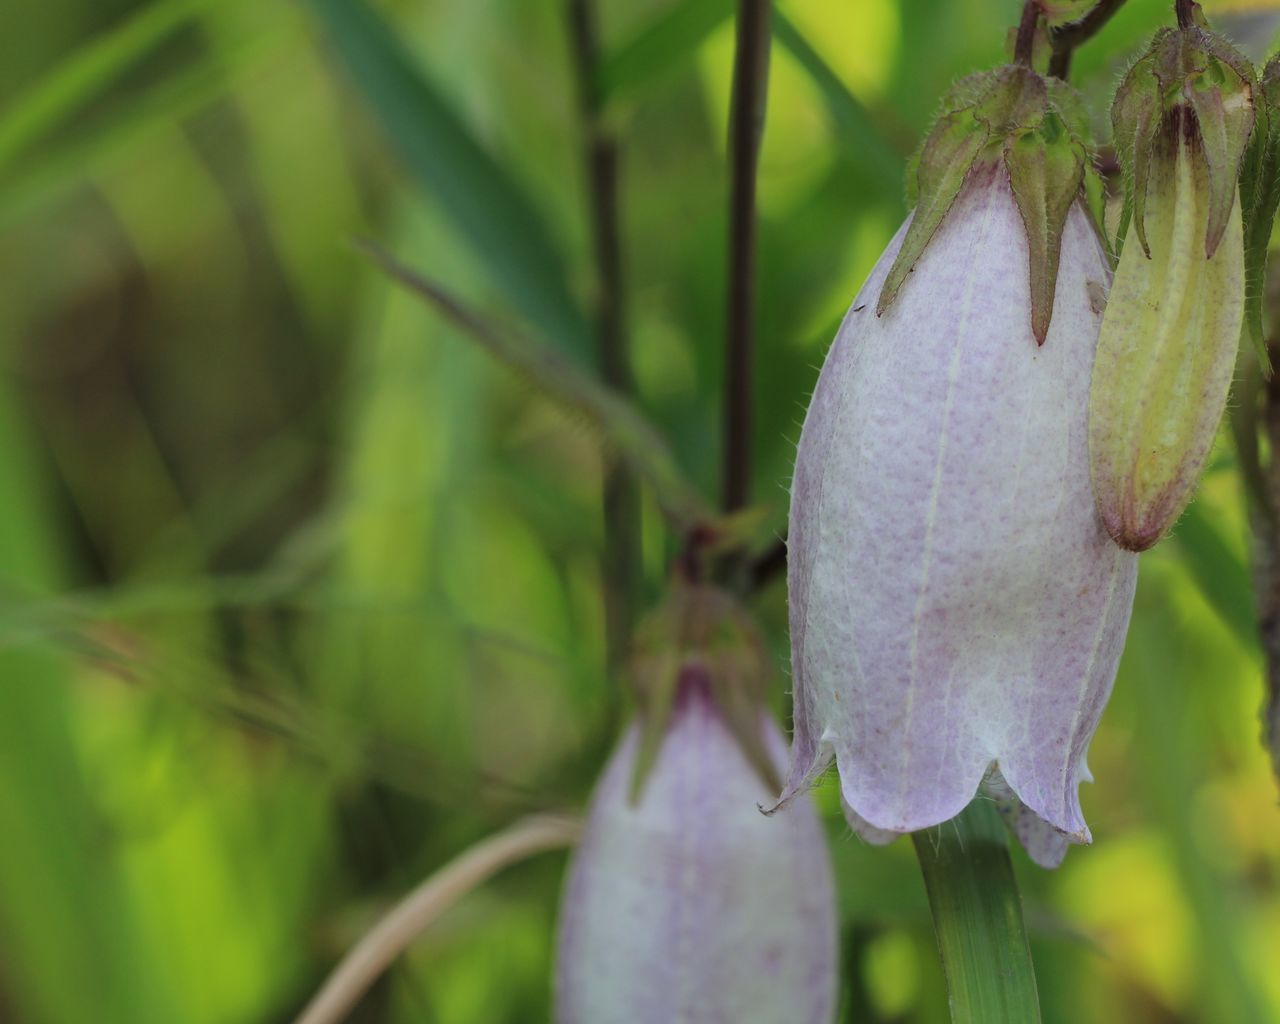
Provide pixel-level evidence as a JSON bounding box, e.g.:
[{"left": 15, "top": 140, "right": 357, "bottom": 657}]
[
  {"left": 722, "top": 0, "right": 772, "bottom": 513},
  {"left": 1014, "top": 1, "right": 1042, "bottom": 67},
  {"left": 1176, "top": 0, "right": 1195, "bottom": 29},
  {"left": 567, "top": 0, "right": 640, "bottom": 674},
  {"left": 1049, "top": 0, "right": 1129, "bottom": 79},
  {"left": 1246, "top": 350, "right": 1280, "bottom": 785}
]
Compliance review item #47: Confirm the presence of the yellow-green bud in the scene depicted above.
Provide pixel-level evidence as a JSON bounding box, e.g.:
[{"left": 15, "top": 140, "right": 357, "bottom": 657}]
[{"left": 1089, "top": 11, "right": 1254, "bottom": 551}]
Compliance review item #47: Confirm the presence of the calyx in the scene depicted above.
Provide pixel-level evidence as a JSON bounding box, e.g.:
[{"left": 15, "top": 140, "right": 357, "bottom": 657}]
[
  {"left": 627, "top": 583, "right": 778, "bottom": 801},
  {"left": 876, "top": 63, "right": 1093, "bottom": 345},
  {"left": 1111, "top": 3, "right": 1255, "bottom": 261}
]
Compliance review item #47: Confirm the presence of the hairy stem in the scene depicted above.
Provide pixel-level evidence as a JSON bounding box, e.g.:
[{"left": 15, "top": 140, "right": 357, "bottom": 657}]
[
  {"left": 294, "top": 815, "right": 580, "bottom": 1024},
  {"left": 567, "top": 0, "right": 640, "bottom": 675},
  {"left": 912, "top": 801, "right": 1042, "bottom": 1024},
  {"left": 722, "top": 0, "right": 772, "bottom": 513},
  {"left": 1013, "top": 1, "right": 1042, "bottom": 67},
  {"left": 1049, "top": 0, "right": 1129, "bottom": 79}
]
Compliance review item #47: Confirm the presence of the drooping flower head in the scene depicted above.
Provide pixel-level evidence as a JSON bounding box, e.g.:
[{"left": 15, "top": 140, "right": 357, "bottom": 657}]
[
  {"left": 555, "top": 586, "right": 837, "bottom": 1023},
  {"left": 779, "top": 46, "right": 1139, "bottom": 868},
  {"left": 1089, "top": 2, "right": 1255, "bottom": 551}
]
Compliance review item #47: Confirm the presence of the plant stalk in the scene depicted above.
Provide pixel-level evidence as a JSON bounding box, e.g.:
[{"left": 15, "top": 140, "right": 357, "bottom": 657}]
[
  {"left": 567, "top": 0, "right": 640, "bottom": 674},
  {"left": 1242, "top": 346, "right": 1280, "bottom": 783},
  {"left": 294, "top": 815, "right": 580, "bottom": 1024},
  {"left": 722, "top": 0, "right": 772, "bottom": 513},
  {"left": 1049, "top": 0, "right": 1129, "bottom": 78},
  {"left": 1013, "top": 1, "right": 1042, "bottom": 67},
  {"left": 912, "top": 800, "right": 1042, "bottom": 1024}
]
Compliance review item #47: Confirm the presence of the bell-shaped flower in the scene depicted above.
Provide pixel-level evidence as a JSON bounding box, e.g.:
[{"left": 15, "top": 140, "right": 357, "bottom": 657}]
[
  {"left": 1089, "top": 10, "right": 1254, "bottom": 550},
  {"left": 778, "top": 61, "right": 1139, "bottom": 868},
  {"left": 555, "top": 587, "right": 837, "bottom": 1023}
]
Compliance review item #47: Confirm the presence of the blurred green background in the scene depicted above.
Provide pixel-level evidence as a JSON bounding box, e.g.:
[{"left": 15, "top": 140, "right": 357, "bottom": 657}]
[{"left": 1, "top": 0, "right": 1279, "bottom": 1021}]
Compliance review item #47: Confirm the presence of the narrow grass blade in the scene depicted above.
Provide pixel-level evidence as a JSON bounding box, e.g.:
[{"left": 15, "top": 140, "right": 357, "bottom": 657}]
[
  {"left": 597, "top": 0, "right": 733, "bottom": 104},
  {"left": 360, "top": 241, "right": 709, "bottom": 529},
  {"left": 306, "top": 0, "right": 593, "bottom": 364},
  {"left": 912, "top": 800, "right": 1042, "bottom": 1024},
  {"left": 0, "top": 0, "right": 213, "bottom": 171}
]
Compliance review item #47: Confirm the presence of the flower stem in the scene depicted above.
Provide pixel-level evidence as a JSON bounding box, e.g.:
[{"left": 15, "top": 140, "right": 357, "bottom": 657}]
[
  {"left": 567, "top": 0, "right": 639, "bottom": 678},
  {"left": 1175, "top": 0, "right": 1195, "bottom": 29},
  {"left": 1049, "top": 0, "right": 1129, "bottom": 79},
  {"left": 912, "top": 800, "right": 1042, "bottom": 1024},
  {"left": 294, "top": 815, "right": 580, "bottom": 1024},
  {"left": 722, "top": 0, "right": 772, "bottom": 513},
  {"left": 1013, "top": 1, "right": 1041, "bottom": 67}
]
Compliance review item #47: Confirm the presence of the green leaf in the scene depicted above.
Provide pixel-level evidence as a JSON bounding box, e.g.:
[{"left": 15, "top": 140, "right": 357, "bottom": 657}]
[
  {"left": 360, "top": 241, "right": 709, "bottom": 529},
  {"left": 597, "top": 0, "right": 733, "bottom": 104},
  {"left": 0, "top": 0, "right": 215, "bottom": 173},
  {"left": 1173, "top": 501, "right": 1256, "bottom": 649},
  {"left": 912, "top": 800, "right": 1043, "bottom": 1024},
  {"left": 771, "top": 11, "right": 901, "bottom": 203},
  {"left": 876, "top": 108, "right": 989, "bottom": 317},
  {"left": 0, "top": 25, "right": 276, "bottom": 232},
  {"left": 305, "top": 0, "right": 593, "bottom": 364},
  {"left": 1005, "top": 115, "right": 1086, "bottom": 345}
]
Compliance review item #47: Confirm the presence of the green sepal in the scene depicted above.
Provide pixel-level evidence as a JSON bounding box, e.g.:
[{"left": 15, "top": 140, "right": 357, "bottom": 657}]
[
  {"left": 1239, "top": 55, "right": 1280, "bottom": 377},
  {"left": 1045, "top": 75, "right": 1095, "bottom": 151},
  {"left": 1112, "top": 44, "right": 1165, "bottom": 257},
  {"left": 876, "top": 106, "right": 991, "bottom": 317},
  {"left": 973, "top": 65, "right": 1048, "bottom": 134},
  {"left": 629, "top": 643, "right": 681, "bottom": 804},
  {"left": 627, "top": 585, "right": 779, "bottom": 802},
  {"left": 1112, "top": 22, "right": 1256, "bottom": 262},
  {"left": 879, "top": 63, "right": 1095, "bottom": 344},
  {"left": 1005, "top": 112, "right": 1088, "bottom": 345},
  {"left": 900, "top": 71, "right": 997, "bottom": 210},
  {"left": 1042, "top": 75, "right": 1108, "bottom": 255},
  {"left": 1185, "top": 39, "right": 1256, "bottom": 257},
  {"left": 1085, "top": 164, "right": 1111, "bottom": 257}
]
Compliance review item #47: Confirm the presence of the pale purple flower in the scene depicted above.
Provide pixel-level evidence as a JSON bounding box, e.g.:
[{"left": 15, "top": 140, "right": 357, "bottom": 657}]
[
  {"left": 555, "top": 669, "right": 837, "bottom": 1023},
  {"left": 779, "top": 165, "right": 1139, "bottom": 868}
]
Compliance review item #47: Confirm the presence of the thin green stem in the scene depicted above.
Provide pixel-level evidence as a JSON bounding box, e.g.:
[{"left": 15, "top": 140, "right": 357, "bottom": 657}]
[{"left": 912, "top": 800, "right": 1042, "bottom": 1024}]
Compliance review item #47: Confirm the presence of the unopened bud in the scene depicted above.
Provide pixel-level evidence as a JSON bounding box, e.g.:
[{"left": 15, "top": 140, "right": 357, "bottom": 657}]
[
  {"left": 555, "top": 668, "right": 837, "bottom": 1024},
  {"left": 1089, "top": 13, "right": 1253, "bottom": 551}
]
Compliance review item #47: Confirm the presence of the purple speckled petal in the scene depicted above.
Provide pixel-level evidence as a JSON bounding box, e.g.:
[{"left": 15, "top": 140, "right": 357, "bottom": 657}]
[
  {"left": 983, "top": 767, "right": 1069, "bottom": 869},
  {"left": 838, "top": 791, "right": 898, "bottom": 848},
  {"left": 784, "top": 165, "right": 1138, "bottom": 863},
  {"left": 555, "top": 678, "right": 837, "bottom": 1024}
]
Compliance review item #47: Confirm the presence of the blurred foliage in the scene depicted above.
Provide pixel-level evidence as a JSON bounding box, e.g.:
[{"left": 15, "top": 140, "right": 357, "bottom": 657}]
[{"left": 1, "top": 0, "right": 1279, "bottom": 1022}]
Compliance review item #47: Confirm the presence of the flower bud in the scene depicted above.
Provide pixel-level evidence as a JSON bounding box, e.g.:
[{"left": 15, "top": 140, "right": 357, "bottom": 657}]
[
  {"left": 554, "top": 666, "right": 837, "bottom": 1023},
  {"left": 781, "top": 156, "right": 1138, "bottom": 867},
  {"left": 1088, "top": 12, "right": 1254, "bottom": 551}
]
